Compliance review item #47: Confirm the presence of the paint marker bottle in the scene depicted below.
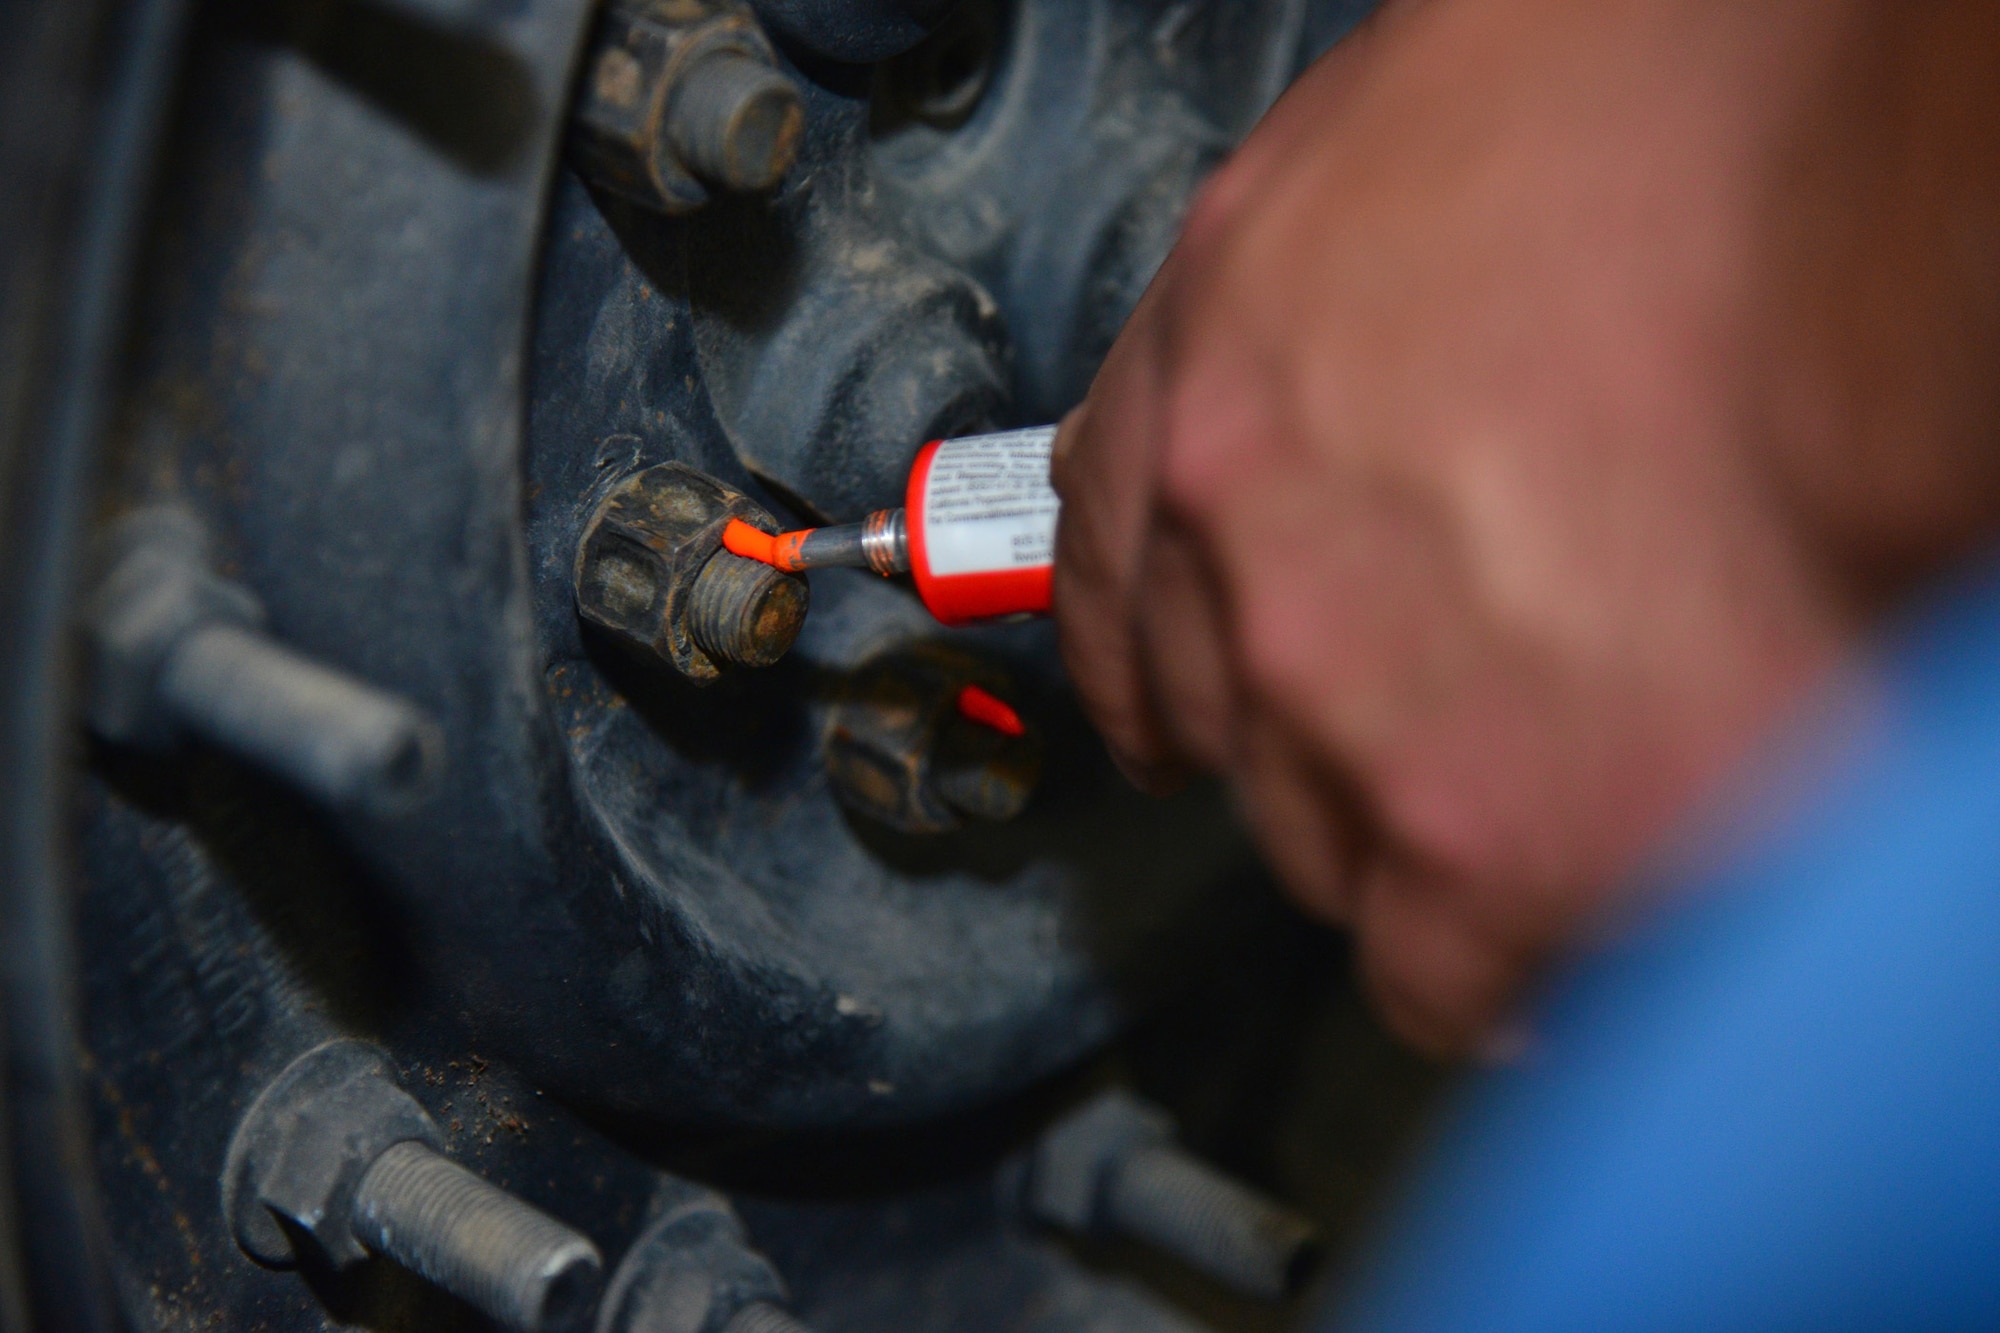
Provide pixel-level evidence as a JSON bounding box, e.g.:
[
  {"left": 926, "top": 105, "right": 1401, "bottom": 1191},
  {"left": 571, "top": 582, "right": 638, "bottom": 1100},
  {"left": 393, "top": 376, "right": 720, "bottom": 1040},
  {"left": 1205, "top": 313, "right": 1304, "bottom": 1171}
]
[{"left": 724, "top": 425, "right": 1059, "bottom": 627}]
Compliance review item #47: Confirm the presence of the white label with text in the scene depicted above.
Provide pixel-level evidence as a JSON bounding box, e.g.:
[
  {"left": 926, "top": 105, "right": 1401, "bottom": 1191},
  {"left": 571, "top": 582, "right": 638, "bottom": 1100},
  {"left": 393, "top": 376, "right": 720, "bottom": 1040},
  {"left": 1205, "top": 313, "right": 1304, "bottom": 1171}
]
[{"left": 919, "top": 426, "right": 1061, "bottom": 577}]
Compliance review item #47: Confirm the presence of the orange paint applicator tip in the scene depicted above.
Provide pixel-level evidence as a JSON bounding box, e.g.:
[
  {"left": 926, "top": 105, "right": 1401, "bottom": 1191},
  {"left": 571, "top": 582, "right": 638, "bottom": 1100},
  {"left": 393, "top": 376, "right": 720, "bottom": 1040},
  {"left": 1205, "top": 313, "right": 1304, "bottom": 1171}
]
[
  {"left": 723, "top": 519, "right": 816, "bottom": 573},
  {"left": 722, "top": 518, "right": 779, "bottom": 566},
  {"left": 956, "top": 684, "right": 1026, "bottom": 737}
]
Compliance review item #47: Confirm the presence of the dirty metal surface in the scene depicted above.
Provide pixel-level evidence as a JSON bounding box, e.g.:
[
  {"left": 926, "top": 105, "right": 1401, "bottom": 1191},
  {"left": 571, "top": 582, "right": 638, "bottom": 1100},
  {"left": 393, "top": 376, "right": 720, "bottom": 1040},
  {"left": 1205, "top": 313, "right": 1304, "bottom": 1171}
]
[{"left": 25, "top": 1, "right": 1401, "bottom": 1332}]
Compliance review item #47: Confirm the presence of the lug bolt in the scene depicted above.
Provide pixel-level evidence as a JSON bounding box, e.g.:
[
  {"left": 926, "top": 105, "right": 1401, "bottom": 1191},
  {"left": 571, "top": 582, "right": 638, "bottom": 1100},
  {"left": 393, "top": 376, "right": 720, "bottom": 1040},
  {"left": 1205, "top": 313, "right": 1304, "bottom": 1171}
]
[
  {"left": 574, "top": 462, "right": 808, "bottom": 684},
  {"left": 570, "top": 0, "right": 803, "bottom": 214},
  {"left": 352, "top": 1141, "right": 603, "bottom": 1333},
  {"left": 824, "top": 643, "right": 1041, "bottom": 835},
  {"left": 224, "top": 1042, "right": 604, "bottom": 1333},
  {"left": 686, "top": 549, "right": 810, "bottom": 670},
  {"left": 598, "top": 1177, "right": 812, "bottom": 1333},
  {"left": 86, "top": 507, "right": 441, "bottom": 815},
  {"left": 156, "top": 623, "right": 439, "bottom": 812},
  {"left": 666, "top": 49, "right": 802, "bottom": 192},
  {"left": 1015, "top": 1090, "right": 1320, "bottom": 1301}
]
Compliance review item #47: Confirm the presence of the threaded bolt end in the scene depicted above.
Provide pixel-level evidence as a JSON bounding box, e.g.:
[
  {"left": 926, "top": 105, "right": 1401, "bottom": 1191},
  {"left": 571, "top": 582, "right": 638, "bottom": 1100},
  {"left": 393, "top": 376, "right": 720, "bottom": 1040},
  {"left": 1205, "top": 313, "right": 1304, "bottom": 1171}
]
[
  {"left": 158, "top": 623, "right": 441, "bottom": 814},
  {"left": 687, "top": 551, "right": 808, "bottom": 669},
  {"left": 351, "top": 1142, "right": 603, "bottom": 1333},
  {"left": 666, "top": 51, "right": 803, "bottom": 192},
  {"left": 723, "top": 1301, "right": 813, "bottom": 1333},
  {"left": 1103, "top": 1144, "right": 1320, "bottom": 1300}
]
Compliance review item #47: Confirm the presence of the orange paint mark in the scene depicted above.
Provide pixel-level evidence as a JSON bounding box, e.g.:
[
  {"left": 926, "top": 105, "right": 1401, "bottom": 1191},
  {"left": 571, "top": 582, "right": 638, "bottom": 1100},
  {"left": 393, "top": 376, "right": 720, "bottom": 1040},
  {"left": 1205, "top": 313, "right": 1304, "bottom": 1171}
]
[
  {"left": 722, "top": 518, "right": 778, "bottom": 565},
  {"left": 723, "top": 518, "right": 813, "bottom": 573},
  {"left": 957, "top": 684, "right": 1026, "bottom": 737}
]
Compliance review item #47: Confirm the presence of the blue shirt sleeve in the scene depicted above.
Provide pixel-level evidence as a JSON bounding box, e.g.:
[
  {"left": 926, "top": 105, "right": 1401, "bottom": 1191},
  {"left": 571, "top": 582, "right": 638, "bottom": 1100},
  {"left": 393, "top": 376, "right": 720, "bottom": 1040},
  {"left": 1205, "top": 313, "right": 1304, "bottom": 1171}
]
[{"left": 1326, "top": 558, "right": 2000, "bottom": 1333}]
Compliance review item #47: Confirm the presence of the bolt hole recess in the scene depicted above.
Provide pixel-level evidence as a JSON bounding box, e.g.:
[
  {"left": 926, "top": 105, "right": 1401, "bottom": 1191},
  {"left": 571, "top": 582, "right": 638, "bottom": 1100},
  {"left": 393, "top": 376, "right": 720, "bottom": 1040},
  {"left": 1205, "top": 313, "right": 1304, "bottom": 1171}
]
[{"left": 871, "top": 1, "right": 1002, "bottom": 134}]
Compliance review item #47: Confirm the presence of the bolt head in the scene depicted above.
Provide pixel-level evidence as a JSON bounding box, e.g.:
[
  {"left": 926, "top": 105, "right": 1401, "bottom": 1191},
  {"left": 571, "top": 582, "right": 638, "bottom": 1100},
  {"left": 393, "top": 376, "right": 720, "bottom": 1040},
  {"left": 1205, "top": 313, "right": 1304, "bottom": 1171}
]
[
  {"left": 85, "top": 505, "right": 263, "bottom": 747},
  {"left": 575, "top": 463, "right": 806, "bottom": 683},
  {"left": 221, "top": 1040, "right": 442, "bottom": 1269},
  {"left": 824, "top": 642, "right": 1041, "bottom": 834},
  {"left": 569, "top": 0, "right": 796, "bottom": 214},
  {"left": 598, "top": 1180, "right": 786, "bottom": 1333}
]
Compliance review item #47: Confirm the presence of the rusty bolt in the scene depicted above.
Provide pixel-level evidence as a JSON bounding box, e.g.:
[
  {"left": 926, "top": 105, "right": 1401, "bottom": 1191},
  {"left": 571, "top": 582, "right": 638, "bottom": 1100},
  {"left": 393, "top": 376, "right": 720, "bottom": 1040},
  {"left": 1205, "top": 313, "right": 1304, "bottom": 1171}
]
[
  {"left": 824, "top": 642, "right": 1041, "bottom": 835},
  {"left": 665, "top": 49, "right": 801, "bottom": 192},
  {"left": 685, "top": 544, "right": 807, "bottom": 668},
  {"left": 569, "top": 0, "right": 803, "bottom": 213},
  {"left": 575, "top": 462, "right": 808, "bottom": 684}
]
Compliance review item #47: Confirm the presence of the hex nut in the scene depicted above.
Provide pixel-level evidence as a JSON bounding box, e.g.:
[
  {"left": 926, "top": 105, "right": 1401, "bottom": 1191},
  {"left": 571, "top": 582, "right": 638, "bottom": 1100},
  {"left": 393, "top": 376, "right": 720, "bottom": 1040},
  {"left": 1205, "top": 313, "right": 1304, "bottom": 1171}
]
[
  {"left": 221, "top": 1041, "right": 444, "bottom": 1269},
  {"left": 596, "top": 1179, "right": 789, "bottom": 1333},
  {"left": 823, "top": 642, "right": 1042, "bottom": 834},
  {"left": 574, "top": 462, "right": 808, "bottom": 684},
  {"left": 569, "top": 0, "right": 802, "bottom": 214}
]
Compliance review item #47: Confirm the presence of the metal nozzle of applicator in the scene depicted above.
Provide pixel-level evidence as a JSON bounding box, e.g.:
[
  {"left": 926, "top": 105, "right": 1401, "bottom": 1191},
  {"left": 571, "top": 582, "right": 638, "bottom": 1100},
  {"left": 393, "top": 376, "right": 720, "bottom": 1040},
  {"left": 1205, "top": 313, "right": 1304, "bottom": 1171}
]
[{"left": 723, "top": 510, "right": 908, "bottom": 576}]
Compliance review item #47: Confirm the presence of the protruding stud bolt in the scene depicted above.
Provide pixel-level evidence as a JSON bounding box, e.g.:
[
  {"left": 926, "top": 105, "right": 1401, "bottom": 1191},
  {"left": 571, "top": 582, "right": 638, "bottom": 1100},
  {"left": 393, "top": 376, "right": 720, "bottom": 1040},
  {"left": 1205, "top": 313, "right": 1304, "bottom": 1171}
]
[
  {"left": 686, "top": 549, "right": 810, "bottom": 670},
  {"left": 574, "top": 462, "right": 809, "bottom": 684},
  {"left": 1100, "top": 1142, "right": 1319, "bottom": 1301},
  {"left": 353, "top": 1142, "right": 603, "bottom": 1333},
  {"left": 570, "top": 0, "right": 803, "bottom": 214},
  {"left": 666, "top": 49, "right": 802, "bottom": 192},
  {"left": 1012, "top": 1089, "right": 1321, "bottom": 1301},
  {"left": 223, "top": 1042, "right": 604, "bottom": 1333},
  {"left": 86, "top": 506, "right": 441, "bottom": 814}
]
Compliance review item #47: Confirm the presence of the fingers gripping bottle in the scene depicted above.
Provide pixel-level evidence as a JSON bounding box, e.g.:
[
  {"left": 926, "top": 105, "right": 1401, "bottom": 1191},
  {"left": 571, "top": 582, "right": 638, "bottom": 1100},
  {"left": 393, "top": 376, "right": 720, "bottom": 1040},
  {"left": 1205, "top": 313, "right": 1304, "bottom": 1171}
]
[{"left": 723, "top": 426, "right": 1060, "bottom": 626}]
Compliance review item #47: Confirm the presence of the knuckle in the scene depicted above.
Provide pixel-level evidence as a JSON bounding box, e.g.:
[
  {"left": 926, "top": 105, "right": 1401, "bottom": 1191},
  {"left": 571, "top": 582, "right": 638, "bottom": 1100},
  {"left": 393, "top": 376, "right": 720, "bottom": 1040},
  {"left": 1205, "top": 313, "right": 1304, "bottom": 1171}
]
[
  {"left": 1154, "top": 414, "right": 1238, "bottom": 533},
  {"left": 1051, "top": 498, "right": 1123, "bottom": 603}
]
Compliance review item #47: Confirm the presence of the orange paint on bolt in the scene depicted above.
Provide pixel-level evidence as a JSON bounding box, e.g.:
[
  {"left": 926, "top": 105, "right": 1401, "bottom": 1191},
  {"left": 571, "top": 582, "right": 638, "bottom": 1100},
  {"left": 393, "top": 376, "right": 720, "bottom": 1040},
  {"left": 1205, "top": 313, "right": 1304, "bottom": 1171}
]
[
  {"left": 957, "top": 684, "right": 1026, "bottom": 737},
  {"left": 722, "top": 518, "right": 811, "bottom": 573},
  {"left": 722, "top": 518, "right": 777, "bottom": 564}
]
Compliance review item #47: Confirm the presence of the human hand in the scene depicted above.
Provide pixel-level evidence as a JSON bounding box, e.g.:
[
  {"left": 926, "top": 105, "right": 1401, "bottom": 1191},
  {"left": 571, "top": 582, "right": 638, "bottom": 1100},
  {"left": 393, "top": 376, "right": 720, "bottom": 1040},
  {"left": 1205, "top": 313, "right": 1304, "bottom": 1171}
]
[{"left": 1053, "top": 0, "right": 2000, "bottom": 1054}]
